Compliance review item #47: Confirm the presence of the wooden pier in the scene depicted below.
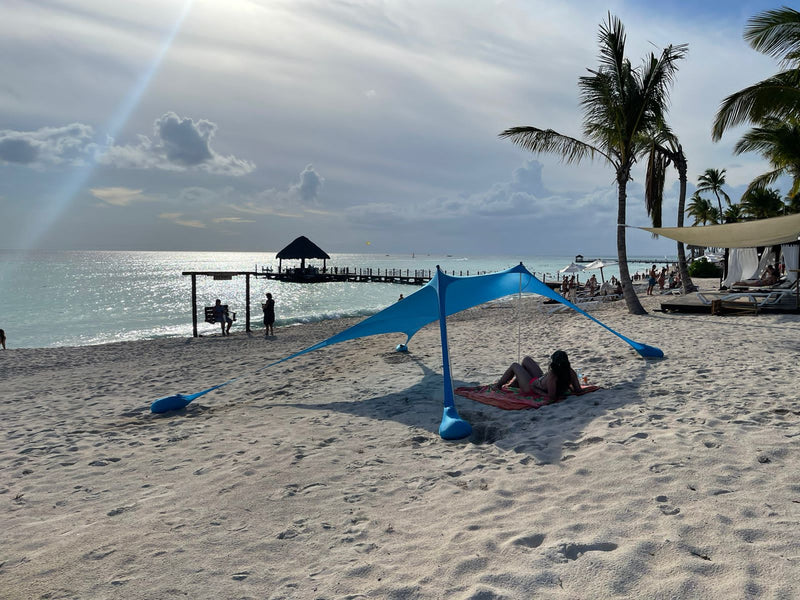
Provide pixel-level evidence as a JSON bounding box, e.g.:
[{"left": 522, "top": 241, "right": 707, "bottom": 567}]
[{"left": 182, "top": 265, "right": 561, "bottom": 338}]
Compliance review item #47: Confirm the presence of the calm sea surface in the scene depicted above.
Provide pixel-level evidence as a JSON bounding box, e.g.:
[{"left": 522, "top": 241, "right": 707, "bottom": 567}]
[{"left": 0, "top": 251, "right": 674, "bottom": 349}]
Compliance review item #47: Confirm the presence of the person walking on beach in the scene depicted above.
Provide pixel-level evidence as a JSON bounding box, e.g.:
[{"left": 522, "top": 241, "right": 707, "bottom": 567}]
[
  {"left": 647, "top": 264, "right": 657, "bottom": 295},
  {"left": 262, "top": 292, "right": 275, "bottom": 337},
  {"left": 0, "top": 328, "right": 5, "bottom": 350},
  {"left": 213, "top": 299, "right": 233, "bottom": 336}
]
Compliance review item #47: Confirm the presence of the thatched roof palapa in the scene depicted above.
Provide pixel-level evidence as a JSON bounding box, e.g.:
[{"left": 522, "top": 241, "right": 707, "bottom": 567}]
[
  {"left": 276, "top": 236, "right": 330, "bottom": 270},
  {"left": 276, "top": 236, "right": 331, "bottom": 260}
]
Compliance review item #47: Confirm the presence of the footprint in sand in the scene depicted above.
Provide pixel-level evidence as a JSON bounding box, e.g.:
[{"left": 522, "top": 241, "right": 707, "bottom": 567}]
[
  {"left": 83, "top": 546, "right": 116, "bottom": 560},
  {"left": 655, "top": 495, "right": 680, "bottom": 515},
  {"left": 107, "top": 504, "right": 136, "bottom": 517},
  {"left": 615, "top": 432, "right": 648, "bottom": 445},
  {"left": 648, "top": 461, "right": 684, "bottom": 473},
  {"left": 550, "top": 542, "right": 618, "bottom": 562},
  {"left": 511, "top": 533, "right": 545, "bottom": 549}
]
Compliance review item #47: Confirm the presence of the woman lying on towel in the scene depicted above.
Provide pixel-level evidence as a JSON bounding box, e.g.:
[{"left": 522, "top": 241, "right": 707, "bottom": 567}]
[
  {"left": 492, "top": 350, "right": 582, "bottom": 403},
  {"left": 733, "top": 264, "right": 778, "bottom": 287}
]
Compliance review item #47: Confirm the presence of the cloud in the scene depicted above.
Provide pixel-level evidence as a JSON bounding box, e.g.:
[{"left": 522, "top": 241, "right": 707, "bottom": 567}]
[
  {"left": 98, "top": 112, "right": 255, "bottom": 175},
  {"left": 0, "top": 114, "right": 254, "bottom": 177},
  {"left": 346, "top": 159, "right": 580, "bottom": 224},
  {"left": 90, "top": 186, "right": 148, "bottom": 206},
  {"left": 212, "top": 216, "right": 255, "bottom": 224},
  {"left": 0, "top": 123, "right": 95, "bottom": 166},
  {"left": 231, "top": 164, "right": 326, "bottom": 216},
  {"left": 158, "top": 212, "right": 206, "bottom": 228},
  {"left": 292, "top": 164, "right": 325, "bottom": 203}
]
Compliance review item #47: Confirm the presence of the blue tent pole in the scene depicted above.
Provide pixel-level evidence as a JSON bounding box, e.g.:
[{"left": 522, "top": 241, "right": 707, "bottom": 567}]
[{"left": 435, "top": 266, "right": 472, "bottom": 440}]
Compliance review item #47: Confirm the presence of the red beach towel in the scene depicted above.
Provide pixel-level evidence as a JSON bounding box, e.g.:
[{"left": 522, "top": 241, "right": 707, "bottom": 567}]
[{"left": 455, "top": 384, "right": 601, "bottom": 410}]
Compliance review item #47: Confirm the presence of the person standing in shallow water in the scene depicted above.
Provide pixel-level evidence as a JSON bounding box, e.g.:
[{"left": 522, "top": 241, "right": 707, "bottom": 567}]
[
  {"left": 263, "top": 292, "right": 275, "bottom": 337},
  {"left": 0, "top": 328, "right": 5, "bottom": 350}
]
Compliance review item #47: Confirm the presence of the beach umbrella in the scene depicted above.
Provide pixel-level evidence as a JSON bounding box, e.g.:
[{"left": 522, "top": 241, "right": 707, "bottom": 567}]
[
  {"left": 583, "top": 259, "right": 617, "bottom": 283},
  {"left": 558, "top": 262, "right": 585, "bottom": 274},
  {"left": 558, "top": 262, "right": 585, "bottom": 284}
]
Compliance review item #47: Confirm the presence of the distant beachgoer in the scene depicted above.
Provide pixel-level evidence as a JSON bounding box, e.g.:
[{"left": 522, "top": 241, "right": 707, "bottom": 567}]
[
  {"left": 213, "top": 299, "right": 233, "bottom": 336},
  {"left": 658, "top": 267, "right": 667, "bottom": 291},
  {"left": 492, "top": 351, "right": 583, "bottom": 403},
  {"left": 585, "top": 274, "right": 598, "bottom": 296},
  {"left": 398, "top": 294, "right": 404, "bottom": 301},
  {"left": 568, "top": 276, "right": 577, "bottom": 303},
  {"left": 647, "top": 264, "right": 657, "bottom": 295},
  {"left": 0, "top": 328, "right": 5, "bottom": 350},
  {"left": 733, "top": 264, "right": 778, "bottom": 287},
  {"left": 263, "top": 293, "right": 275, "bottom": 337}
]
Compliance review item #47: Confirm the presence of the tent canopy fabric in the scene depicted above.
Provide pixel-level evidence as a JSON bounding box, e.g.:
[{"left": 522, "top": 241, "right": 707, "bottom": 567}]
[
  {"left": 263, "top": 263, "right": 662, "bottom": 370},
  {"left": 263, "top": 263, "right": 663, "bottom": 439},
  {"left": 638, "top": 213, "right": 800, "bottom": 248},
  {"left": 276, "top": 236, "right": 331, "bottom": 260}
]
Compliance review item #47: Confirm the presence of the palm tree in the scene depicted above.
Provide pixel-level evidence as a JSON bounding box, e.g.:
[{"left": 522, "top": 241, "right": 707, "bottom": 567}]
[
  {"left": 696, "top": 168, "right": 731, "bottom": 215},
  {"left": 686, "top": 192, "right": 715, "bottom": 225},
  {"left": 740, "top": 187, "right": 786, "bottom": 219},
  {"left": 786, "top": 192, "right": 800, "bottom": 213},
  {"left": 712, "top": 7, "right": 800, "bottom": 140},
  {"left": 723, "top": 203, "right": 744, "bottom": 223},
  {"left": 644, "top": 133, "right": 695, "bottom": 292},
  {"left": 732, "top": 117, "right": 800, "bottom": 197},
  {"left": 500, "top": 14, "right": 687, "bottom": 315}
]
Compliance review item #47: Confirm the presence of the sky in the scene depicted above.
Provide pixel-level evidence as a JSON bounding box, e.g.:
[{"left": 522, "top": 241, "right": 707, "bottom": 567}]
[{"left": 0, "top": 0, "right": 789, "bottom": 256}]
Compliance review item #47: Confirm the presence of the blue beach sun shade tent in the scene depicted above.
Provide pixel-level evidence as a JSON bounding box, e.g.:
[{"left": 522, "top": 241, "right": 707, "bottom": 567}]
[{"left": 261, "top": 263, "right": 662, "bottom": 440}]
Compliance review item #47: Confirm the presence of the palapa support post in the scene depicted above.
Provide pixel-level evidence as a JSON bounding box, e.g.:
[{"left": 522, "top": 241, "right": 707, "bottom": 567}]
[{"left": 191, "top": 274, "right": 198, "bottom": 338}]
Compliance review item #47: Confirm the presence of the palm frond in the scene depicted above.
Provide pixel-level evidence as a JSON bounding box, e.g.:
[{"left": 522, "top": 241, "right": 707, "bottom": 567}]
[
  {"left": 711, "top": 70, "right": 800, "bottom": 140},
  {"left": 624, "top": 44, "right": 688, "bottom": 151},
  {"left": 644, "top": 144, "right": 669, "bottom": 228},
  {"left": 596, "top": 13, "right": 627, "bottom": 92},
  {"left": 744, "top": 7, "right": 800, "bottom": 66},
  {"left": 498, "top": 126, "right": 610, "bottom": 165},
  {"left": 742, "top": 168, "right": 785, "bottom": 197}
]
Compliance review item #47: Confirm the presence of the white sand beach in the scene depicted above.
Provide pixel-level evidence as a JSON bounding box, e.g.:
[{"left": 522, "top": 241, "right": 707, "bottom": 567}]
[{"left": 2, "top": 280, "right": 799, "bottom": 599}]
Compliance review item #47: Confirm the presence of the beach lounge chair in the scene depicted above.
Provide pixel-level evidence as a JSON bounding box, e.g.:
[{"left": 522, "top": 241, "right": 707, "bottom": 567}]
[
  {"left": 730, "top": 277, "right": 797, "bottom": 293},
  {"left": 696, "top": 290, "right": 792, "bottom": 312}
]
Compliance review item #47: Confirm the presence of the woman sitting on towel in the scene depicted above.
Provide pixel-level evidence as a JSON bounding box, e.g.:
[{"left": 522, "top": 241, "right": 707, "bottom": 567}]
[{"left": 492, "top": 350, "right": 582, "bottom": 403}]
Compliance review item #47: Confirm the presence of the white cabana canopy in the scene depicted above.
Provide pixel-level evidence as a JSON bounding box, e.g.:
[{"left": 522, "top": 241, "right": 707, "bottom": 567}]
[{"left": 638, "top": 213, "right": 800, "bottom": 248}]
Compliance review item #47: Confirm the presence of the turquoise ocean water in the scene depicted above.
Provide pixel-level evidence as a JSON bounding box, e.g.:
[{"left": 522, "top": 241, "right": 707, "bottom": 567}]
[{"left": 0, "top": 251, "right": 674, "bottom": 349}]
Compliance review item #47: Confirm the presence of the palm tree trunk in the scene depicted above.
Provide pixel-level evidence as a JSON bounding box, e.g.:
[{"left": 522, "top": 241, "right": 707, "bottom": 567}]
[
  {"left": 675, "top": 153, "right": 696, "bottom": 293},
  {"left": 616, "top": 178, "right": 647, "bottom": 315}
]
